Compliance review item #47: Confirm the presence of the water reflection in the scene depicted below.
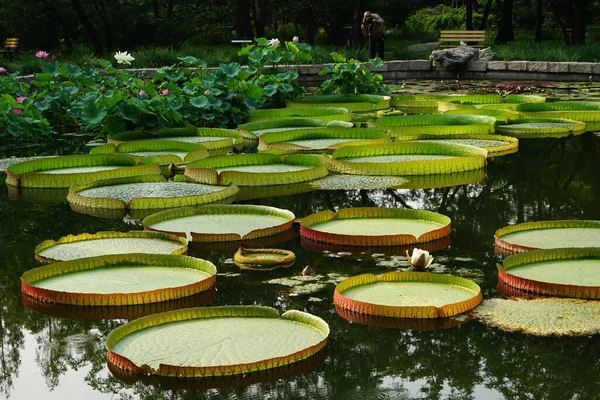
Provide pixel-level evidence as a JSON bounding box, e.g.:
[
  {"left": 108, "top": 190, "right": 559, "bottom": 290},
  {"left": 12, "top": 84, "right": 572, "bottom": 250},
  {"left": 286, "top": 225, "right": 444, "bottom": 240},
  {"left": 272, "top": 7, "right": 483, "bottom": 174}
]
[{"left": 1, "top": 133, "right": 600, "bottom": 399}]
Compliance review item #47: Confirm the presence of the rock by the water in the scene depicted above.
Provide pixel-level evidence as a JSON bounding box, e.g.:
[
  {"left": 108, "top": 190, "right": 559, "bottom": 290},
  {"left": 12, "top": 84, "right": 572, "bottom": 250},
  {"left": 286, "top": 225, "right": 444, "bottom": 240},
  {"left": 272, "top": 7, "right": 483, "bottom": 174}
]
[{"left": 430, "top": 47, "right": 494, "bottom": 70}]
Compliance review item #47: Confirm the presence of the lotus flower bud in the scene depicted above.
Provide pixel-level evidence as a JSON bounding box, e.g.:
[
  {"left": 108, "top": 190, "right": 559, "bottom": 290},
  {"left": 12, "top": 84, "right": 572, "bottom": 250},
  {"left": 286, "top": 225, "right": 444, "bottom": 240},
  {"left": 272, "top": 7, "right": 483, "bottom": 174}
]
[
  {"left": 406, "top": 248, "right": 433, "bottom": 270},
  {"left": 302, "top": 265, "right": 314, "bottom": 276}
]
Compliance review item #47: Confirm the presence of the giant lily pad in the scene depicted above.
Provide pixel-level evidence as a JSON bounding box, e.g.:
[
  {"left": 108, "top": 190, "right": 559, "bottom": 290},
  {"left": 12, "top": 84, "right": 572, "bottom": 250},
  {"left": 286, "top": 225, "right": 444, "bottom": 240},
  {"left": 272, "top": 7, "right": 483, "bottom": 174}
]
[
  {"left": 311, "top": 175, "right": 407, "bottom": 190},
  {"left": 35, "top": 230, "right": 188, "bottom": 264},
  {"left": 494, "top": 220, "right": 600, "bottom": 254},
  {"left": 334, "top": 272, "right": 482, "bottom": 318},
  {"left": 233, "top": 247, "right": 296, "bottom": 270},
  {"left": 258, "top": 127, "right": 391, "bottom": 154},
  {"left": 390, "top": 94, "right": 448, "bottom": 109},
  {"left": 107, "top": 127, "right": 246, "bottom": 156},
  {"left": 90, "top": 140, "right": 209, "bottom": 165},
  {"left": 396, "top": 135, "right": 518, "bottom": 157},
  {"left": 238, "top": 119, "right": 327, "bottom": 137},
  {"left": 106, "top": 306, "right": 329, "bottom": 377},
  {"left": 326, "top": 142, "right": 487, "bottom": 176},
  {"left": 300, "top": 207, "right": 451, "bottom": 246},
  {"left": 68, "top": 175, "right": 238, "bottom": 217},
  {"left": 21, "top": 253, "right": 217, "bottom": 306},
  {"left": 286, "top": 94, "right": 391, "bottom": 112},
  {"left": 184, "top": 153, "right": 328, "bottom": 186},
  {"left": 399, "top": 168, "right": 486, "bottom": 189},
  {"left": 495, "top": 118, "right": 586, "bottom": 138},
  {"left": 373, "top": 114, "right": 496, "bottom": 136},
  {"left": 247, "top": 107, "right": 351, "bottom": 123},
  {"left": 5, "top": 154, "right": 160, "bottom": 188},
  {"left": 474, "top": 298, "right": 600, "bottom": 336},
  {"left": 516, "top": 101, "right": 600, "bottom": 131},
  {"left": 443, "top": 108, "right": 521, "bottom": 124},
  {"left": 143, "top": 204, "right": 295, "bottom": 243},
  {"left": 498, "top": 247, "right": 600, "bottom": 299}
]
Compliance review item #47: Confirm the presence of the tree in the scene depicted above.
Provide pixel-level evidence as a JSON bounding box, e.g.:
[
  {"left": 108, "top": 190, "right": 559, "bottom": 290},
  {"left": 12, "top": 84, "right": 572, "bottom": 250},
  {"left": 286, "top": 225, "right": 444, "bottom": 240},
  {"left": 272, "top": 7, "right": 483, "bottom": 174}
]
[{"left": 495, "top": 0, "right": 515, "bottom": 43}]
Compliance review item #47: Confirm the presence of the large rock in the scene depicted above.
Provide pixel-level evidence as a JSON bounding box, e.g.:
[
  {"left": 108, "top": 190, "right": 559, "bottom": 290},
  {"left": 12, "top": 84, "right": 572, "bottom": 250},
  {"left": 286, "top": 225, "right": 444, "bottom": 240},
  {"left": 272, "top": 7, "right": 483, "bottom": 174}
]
[{"left": 430, "top": 47, "right": 494, "bottom": 70}]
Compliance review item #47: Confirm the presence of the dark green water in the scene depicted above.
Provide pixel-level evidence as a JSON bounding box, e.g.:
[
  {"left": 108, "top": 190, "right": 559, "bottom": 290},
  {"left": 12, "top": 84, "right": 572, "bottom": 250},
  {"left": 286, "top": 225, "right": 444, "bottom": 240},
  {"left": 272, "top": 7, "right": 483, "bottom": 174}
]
[{"left": 2, "top": 132, "right": 600, "bottom": 400}]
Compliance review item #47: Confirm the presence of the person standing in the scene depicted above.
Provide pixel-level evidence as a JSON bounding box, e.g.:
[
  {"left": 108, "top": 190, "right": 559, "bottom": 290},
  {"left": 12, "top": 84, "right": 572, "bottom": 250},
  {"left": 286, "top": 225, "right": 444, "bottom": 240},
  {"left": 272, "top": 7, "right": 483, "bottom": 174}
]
[{"left": 361, "top": 11, "right": 385, "bottom": 60}]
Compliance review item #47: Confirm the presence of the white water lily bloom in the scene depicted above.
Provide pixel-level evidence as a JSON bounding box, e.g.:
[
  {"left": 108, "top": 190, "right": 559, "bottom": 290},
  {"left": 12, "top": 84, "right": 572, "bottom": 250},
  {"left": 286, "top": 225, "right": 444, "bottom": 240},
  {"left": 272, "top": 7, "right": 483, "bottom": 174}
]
[
  {"left": 269, "top": 38, "right": 280, "bottom": 47},
  {"left": 114, "top": 51, "right": 135, "bottom": 65},
  {"left": 406, "top": 248, "right": 433, "bottom": 269}
]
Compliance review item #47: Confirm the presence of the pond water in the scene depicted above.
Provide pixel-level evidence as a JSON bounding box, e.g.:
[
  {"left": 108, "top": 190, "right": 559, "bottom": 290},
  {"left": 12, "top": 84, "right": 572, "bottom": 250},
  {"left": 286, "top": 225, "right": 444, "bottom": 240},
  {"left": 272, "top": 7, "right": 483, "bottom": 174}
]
[{"left": 2, "top": 81, "right": 600, "bottom": 399}]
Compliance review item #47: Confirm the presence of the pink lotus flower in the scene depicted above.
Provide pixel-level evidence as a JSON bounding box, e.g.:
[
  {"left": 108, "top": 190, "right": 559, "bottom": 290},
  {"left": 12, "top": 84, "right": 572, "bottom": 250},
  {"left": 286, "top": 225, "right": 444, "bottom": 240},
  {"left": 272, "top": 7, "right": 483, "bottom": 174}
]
[
  {"left": 138, "top": 89, "right": 148, "bottom": 97},
  {"left": 12, "top": 108, "right": 22, "bottom": 115},
  {"left": 160, "top": 89, "right": 169, "bottom": 96},
  {"left": 292, "top": 36, "right": 299, "bottom": 42},
  {"left": 16, "top": 96, "right": 28, "bottom": 103},
  {"left": 0, "top": 67, "right": 6, "bottom": 74},
  {"left": 35, "top": 50, "right": 50, "bottom": 59},
  {"left": 51, "top": 55, "right": 57, "bottom": 62},
  {"left": 204, "top": 90, "right": 213, "bottom": 96}
]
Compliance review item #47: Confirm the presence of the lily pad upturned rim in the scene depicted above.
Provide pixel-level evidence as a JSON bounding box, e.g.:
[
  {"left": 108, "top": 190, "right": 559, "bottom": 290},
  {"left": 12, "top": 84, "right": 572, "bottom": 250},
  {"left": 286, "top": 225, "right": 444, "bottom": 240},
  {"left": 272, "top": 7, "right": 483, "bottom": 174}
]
[
  {"left": 300, "top": 207, "right": 451, "bottom": 247},
  {"left": 21, "top": 253, "right": 217, "bottom": 306},
  {"left": 90, "top": 139, "right": 209, "bottom": 165},
  {"left": 494, "top": 220, "right": 600, "bottom": 254},
  {"left": 22, "top": 287, "right": 216, "bottom": 320},
  {"left": 334, "top": 304, "right": 472, "bottom": 330},
  {"left": 498, "top": 247, "right": 600, "bottom": 299},
  {"left": 233, "top": 247, "right": 296, "bottom": 269},
  {"left": 247, "top": 107, "right": 352, "bottom": 123},
  {"left": 143, "top": 204, "right": 296, "bottom": 243},
  {"left": 106, "top": 305, "right": 330, "bottom": 378},
  {"left": 68, "top": 174, "right": 239, "bottom": 210},
  {"left": 495, "top": 118, "right": 587, "bottom": 138},
  {"left": 285, "top": 95, "right": 391, "bottom": 112},
  {"left": 35, "top": 230, "right": 188, "bottom": 264},
  {"left": 334, "top": 271, "right": 482, "bottom": 319},
  {"left": 5, "top": 154, "right": 161, "bottom": 188},
  {"left": 394, "top": 134, "right": 519, "bottom": 157}
]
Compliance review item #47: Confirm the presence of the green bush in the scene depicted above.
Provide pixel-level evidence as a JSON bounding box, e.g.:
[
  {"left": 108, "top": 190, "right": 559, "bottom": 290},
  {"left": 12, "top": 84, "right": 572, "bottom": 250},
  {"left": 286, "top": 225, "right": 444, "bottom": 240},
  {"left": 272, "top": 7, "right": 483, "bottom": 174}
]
[{"left": 405, "top": 5, "right": 487, "bottom": 32}]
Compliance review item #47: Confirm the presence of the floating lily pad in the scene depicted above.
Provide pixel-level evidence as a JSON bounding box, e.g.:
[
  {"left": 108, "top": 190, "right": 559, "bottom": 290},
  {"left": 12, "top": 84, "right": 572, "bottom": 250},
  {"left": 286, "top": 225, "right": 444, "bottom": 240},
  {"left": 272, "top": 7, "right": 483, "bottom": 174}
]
[
  {"left": 300, "top": 207, "right": 451, "bottom": 246},
  {"left": 22, "top": 287, "right": 216, "bottom": 320},
  {"left": 443, "top": 108, "right": 521, "bottom": 123},
  {"left": 106, "top": 306, "right": 329, "bottom": 377},
  {"left": 498, "top": 248, "right": 600, "bottom": 299},
  {"left": 184, "top": 153, "right": 328, "bottom": 186},
  {"left": 108, "top": 345, "right": 328, "bottom": 389},
  {"left": 68, "top": 175, "right": 238, "bottom": 215},
  {"left": 398, "top": 168, "right": 486, "bottom": 189},
  {"left": 286, "top": 94, "right": 391, "bottom": 112},
  {"left": 334, "top": 272, "right": 482, "bottom": 318},
  {"left": 496, "top": 118, "right": 586, "bottom": 138},
  {"left": 234, "top": 247, "right": 296, "bottom": 270},
  {"left": 390, "top": 94, "right": 448, "bottom": 109},
  {"left": 90, "top": 140, "right": 209, "bottom": 165},
  {"left": 21, "top": 253, "right": 217, "bottom": 306},
  {"left": 235, "top": 181, "right": 316, "bottom": 201},
  {"left": 35, "top": 230, "right": 188, "bottom": 264},
  {"left": 495, "top": 220, "right": 600, "bottom": 254},
  {"left": 474, "top": 297, "right": 600, "bottom": 336},
  {"left": 5, "top": 154, "right": 161, "bottom": 188},
  {"left": 396, "top": 134, "right": 518, "bottom": 157},
  {"left": 238, "top": 119, "right": 327, "bottom": 137},
  {"left": 301, "top": 235, "right": 451, "bottom": 257},
  {"left": 326, "top": 142, "right": 487, "bottom": 176},
  {"left": 373, "top": 114, "right": 496, "bottom": 136},
  {"left": 189, "top": 229, "right": 297, "bottom": 253},
  {"left": 311, "top": 175, "right": 407, "bottom": 190},
  {"left": 143, "top": 204, "right": 295, "bottom": 243},
  {"left": 107, "top": 127, "right": 246, "bottom": 156},
  {"left": 247, "top": 107, "right": 351, "bottom": 123},
  {"left": 334, "top": 305, "right": 472, "bottom": 330},
  {"left": 516, "top": 101, "right": 600, "bottom": 131}
]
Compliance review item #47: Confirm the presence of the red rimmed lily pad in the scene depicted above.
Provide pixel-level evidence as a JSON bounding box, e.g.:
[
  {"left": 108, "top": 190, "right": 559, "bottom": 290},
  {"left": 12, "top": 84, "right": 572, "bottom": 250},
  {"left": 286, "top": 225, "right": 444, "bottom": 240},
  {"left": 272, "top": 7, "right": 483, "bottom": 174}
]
[
  {"left": 334, "top": 271, "right": 482, "bottom": 318},
  {"left": 494, "top": 220, "right": 600, "bottom": 254},
  {"left": 300, "top": 207, "right": 451, "bottom": 247},
  {"left": 143, "top": 204, "right": 295, "bottom": 243},
  {"left": 21, "top": 253, "right": 216, "bottom": 306},
  {"left": 498, "top": 247, "right": 600, "bottom": 299},
  {"left": 106, "top": 306, "right": 329, "bottom": 377},
  {"left": 35, "top": 230, "right": 188, "bottom": 264}
]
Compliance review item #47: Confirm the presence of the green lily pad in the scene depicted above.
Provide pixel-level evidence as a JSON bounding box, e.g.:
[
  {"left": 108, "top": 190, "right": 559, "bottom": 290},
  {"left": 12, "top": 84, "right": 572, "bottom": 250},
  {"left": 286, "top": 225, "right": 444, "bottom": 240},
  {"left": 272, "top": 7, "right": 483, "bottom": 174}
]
[
  {"left": 373, "top": 114, "right": 496, "bottom": 136},
  {"left": 334, "top": 272, "right": 481, "bottom": 318},
  {"left": 396, "top": 134, "right": 518, "bottom": 157},
  {"left": 495, "top": 220, "right": 600, "bottom": 254},
  {"left": 234, "top": 247, "right": 296, "bottom": 270},
  {"left": 35, "top": 230, "right": 188, "bottom": 264},
  {"left": 496, "top": 118, "right": 586, "bottom": 138},
  {"left": 21, "top": 253, "right": 216, "bottom": 306},
  {"left": 247, "top": 107, "right": 351, "bottom": 123},
  {"left": 143, "top": 204, "right": 295, "bottom": 242},
  {"left": 474, "top": 298, "right": 600, "bottom": 336},
  {"left": 311, "top": 175, "right": 408, "bottom": 190},
  {"left": 106, "top": 306, "right": 329, "bottom": 377}
]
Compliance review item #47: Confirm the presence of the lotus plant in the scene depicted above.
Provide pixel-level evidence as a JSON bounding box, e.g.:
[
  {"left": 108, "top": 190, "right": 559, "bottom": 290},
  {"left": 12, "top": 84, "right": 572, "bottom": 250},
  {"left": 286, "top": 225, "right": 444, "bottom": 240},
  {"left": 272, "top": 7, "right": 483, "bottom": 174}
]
[
  {"left": 114, "top": 51, "right": 134, "bottom": 65},
  {"left": 406, "top": 248, "right": 433, "bottom": 270}
]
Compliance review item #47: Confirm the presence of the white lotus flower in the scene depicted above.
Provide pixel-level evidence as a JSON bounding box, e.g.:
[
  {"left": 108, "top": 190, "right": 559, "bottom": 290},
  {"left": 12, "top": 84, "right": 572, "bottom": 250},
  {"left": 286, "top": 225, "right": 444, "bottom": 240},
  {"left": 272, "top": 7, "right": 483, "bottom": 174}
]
[
  {"left": 406, "top": 248, "right": 433, "bottom": 269},
  {"left": 114, "top": 51, "right": 135, "bottom": 65},
  {"left": 269, "top": 38, "right": 280, "bottom": 47}
]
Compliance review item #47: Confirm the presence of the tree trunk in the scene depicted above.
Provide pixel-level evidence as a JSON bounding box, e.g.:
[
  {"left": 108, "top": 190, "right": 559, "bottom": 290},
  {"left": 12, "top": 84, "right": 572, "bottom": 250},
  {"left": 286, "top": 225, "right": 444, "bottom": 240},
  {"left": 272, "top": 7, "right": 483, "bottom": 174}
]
[
  {"left": 548, "top": 0, "right": 575, "bottom": 45},
  {"left": 466, "top": 0, "right": 473, "bottom": 30},
  {"left": 571, "top": 0, "right": 589, "bottom": 45},
  {"left": 253, "top": 0, "right": 269, "bottom": 38},
  {"left": 352, "top": 0, "right": 363, "bottom": 47},
  {"left": 91, "top": 0, "right": 114, "bottom": 53},
  {"left": 534, "top": 0, "right": 543, "bottom": 42},
  {"left": 302, "top": 0, "right": 315, "bottom": 45},
  {"left": 69, "top": 0, "right": 103, "bottom": 54},
  {"left": 495, "top": 0, "right": 515, "bottom": 44},
  {"left": 152, "top": 0, "right": 160, "bottom": 18},
  {"left": 39, "top": 0, "right": 73, "bottom": 50},
  {"left": 478, "top": 0, "right": 493, "bottom": 30},
  {"left": 236, "top": 0, "right": 254, "bottom": 39}
]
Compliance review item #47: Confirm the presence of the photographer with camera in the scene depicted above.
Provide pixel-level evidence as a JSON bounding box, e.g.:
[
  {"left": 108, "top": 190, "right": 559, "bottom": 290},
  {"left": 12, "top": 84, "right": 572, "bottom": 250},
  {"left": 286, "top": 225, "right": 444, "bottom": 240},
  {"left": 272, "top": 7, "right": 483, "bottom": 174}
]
[{"left": 361, "top": 11, "right": 385, "bottom": 60}]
